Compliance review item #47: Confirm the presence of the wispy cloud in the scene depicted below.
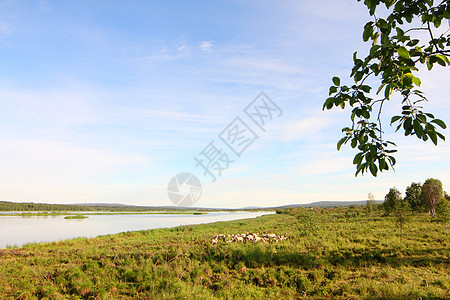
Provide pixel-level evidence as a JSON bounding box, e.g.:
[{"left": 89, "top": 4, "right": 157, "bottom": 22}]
[
  {"left": 0, "top": 21, "right": 10, "bottom": 39},
  {"left": 0, "top": 139, "right": 149, "bottom": 176},
  {"left": 200, "top": 41, "right": 213, "bottom": 51},
  {"left": 0, "top": 86, "right": 102, "bottom": 126},
  {"left": 117, "top": 108, "right": 227, "bottom": 124},
  {"left": 0, "top": 139, "right": 150, "bottom": 202},
  {"left": 271, "top": 115, "right": 332, "bottom": 142},
  {"left": 221, "top": 56, "right": 301, "bottom": 74}
]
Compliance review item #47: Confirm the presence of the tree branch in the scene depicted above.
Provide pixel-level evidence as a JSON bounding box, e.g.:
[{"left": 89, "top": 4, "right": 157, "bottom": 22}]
[
  {"left": 377, "top": 99, "right": 386, "bottom": 139},
  {"left": 404, "top": 27, "right": 428, "bottom": 33},
  {"left": 427, "top": 21, "right": 440, "bottom": 53}
]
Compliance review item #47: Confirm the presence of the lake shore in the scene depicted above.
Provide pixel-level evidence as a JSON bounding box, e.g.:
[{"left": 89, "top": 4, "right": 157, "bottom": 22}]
[{"left": 0, "top": 211, "right": 274, "bottom": 249}]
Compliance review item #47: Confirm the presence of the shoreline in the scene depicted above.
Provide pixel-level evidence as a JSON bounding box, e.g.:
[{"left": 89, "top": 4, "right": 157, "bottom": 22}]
[{"left": 0, "top": 211, "right": 275, "bottom": 249}]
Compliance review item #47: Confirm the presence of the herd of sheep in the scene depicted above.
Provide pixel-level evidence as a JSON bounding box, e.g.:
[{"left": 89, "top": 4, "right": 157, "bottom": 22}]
[{"left": 211, "top": 233, "right": 287, "bottom": 244}]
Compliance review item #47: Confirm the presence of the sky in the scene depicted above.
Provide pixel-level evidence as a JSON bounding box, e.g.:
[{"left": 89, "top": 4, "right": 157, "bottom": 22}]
[{"left": 0, "top": 0, "right": 449, "bottom": 208}]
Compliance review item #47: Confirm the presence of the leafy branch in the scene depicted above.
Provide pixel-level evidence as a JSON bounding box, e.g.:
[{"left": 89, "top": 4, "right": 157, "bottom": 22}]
[{"left": 324, "top": 0, "right": 448, "bottom": 176}]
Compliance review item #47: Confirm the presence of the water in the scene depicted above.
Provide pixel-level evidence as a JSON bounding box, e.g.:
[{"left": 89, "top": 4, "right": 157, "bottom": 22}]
[{"left": 0, "top": 211, "right": 273, "bottom": 248}]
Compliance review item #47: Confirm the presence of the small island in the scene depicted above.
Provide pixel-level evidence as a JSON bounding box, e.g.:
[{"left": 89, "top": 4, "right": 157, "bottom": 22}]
[{"left": 64, "top": 215, "right": 89, "bottom": 219}]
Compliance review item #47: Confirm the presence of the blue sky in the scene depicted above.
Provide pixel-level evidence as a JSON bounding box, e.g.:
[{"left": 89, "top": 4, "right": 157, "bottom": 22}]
[{"left": 1, "top": 0, "right": 449, "bottom": 208}]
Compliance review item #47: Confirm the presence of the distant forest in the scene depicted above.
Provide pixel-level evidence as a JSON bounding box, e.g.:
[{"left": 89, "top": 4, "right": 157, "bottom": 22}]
[{"left": 0, "top": 201, "right": 181, "bottom": 212}]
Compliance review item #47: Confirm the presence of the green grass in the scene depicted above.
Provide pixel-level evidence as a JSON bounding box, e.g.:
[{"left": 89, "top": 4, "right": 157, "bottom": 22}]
[{"left": 0, "top": 206, "right": 448, "bottom": 299}]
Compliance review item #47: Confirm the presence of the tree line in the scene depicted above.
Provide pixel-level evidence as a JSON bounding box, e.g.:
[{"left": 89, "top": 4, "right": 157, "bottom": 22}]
[
  {"left": 383, "top": 178, "right": 449, "bottom": 217},
  {"left": 0, "top": 201, "right": 176, "bottom": 212},
  {"left": 380, "top": 178, "right": 450, "bottom": 237}
]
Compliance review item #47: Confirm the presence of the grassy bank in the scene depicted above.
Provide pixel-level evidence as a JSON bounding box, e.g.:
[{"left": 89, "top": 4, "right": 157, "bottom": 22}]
[{"left": 0, "top": 206, "right": 448, "bottom": 299}]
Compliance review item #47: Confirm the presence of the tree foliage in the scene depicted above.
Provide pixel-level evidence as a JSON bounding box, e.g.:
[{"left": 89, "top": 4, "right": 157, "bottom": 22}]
[
  {"left": 383, "top": 187, "right": 402, "bottom": 215},
  {"left": 383, "top": 187, "right": 410, "bottom": 239},
  {"left": 393, "top": 196, "right": 410, "bottom": 240},
  {"left": 404, "top": 182, "right": 424, "bottom": 212},
  {"left": 422, "top": 178, "right": 443, "bottom": 217},
  {"left": 324, "top": 0, "right": 449, "bottom": 176},
  {"left": 0, "top": 200, "right": 173, "bottom": 212},
  {"left": 436, "top": 197, "right": 450, "bottom": 233}
]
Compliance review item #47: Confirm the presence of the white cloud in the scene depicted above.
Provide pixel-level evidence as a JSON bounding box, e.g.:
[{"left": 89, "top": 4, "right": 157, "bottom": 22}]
[{"left": 200, "top": 41, "right": 213, "bottom": 51}]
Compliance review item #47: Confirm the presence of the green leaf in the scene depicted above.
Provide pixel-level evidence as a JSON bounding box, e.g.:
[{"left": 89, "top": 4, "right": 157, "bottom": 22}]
[
  {"left": 435, "top": 54, "right": 449, "bottom": 65},
  {"left": 353, "top": 152, "right": 363, "bottom": 165},
  {"left": 369, "top": 162, "right": 378, "bottom": 176},
  {"left": 323, "top": 97, "right": 334, "bottom": 110},
  {"left": 384, "top": 149, "right": 397, "bottom": 153},
  {"left": 403, "top": 73, "right": 413, "bottom": 86},
  {"left": 413, "top": 120, "right": 423, "bottom": 137},
  {"left": 431, "top": 119, "right": 447, "bottom": 129},
  {"left": 354, "top": 71, "right": 363, "bottom": 82},
  {"left": 388, "top": 156, "right": 396, "bottom": 166},
  {"left": 428, "top": 129, "right": 438, "bottom": 145},
  {"left": 352, "top": 51, "right": 358, "bottom": 63},
  {"left": 337, "top": 137, "right": 347, "bottom": 150},
  {"left": 355, "top": 164, "right": 364, "bottom": 177},
  {"left": 436, "top": 132, "right": 446, "bottom": 141},
  {"left": 363, "top": 23, "right": 373, "bottom": 42},
  {"left": 390, "top": 116, "right": 401, "bottom": 124},
  {"left": 397, "top": 46, "right": 410, "bottom": 59},
  {"left": 376, "top": 19, "right": 389, "bottom": 32},
  {"left": 426, "top": 59, "right": 433, "bottom": 70},
  {"left": 384, "top": 84, "right": 392, "bottom": 99},
  {"left": 362, "top": 110, "right": 370, "bottom": 119},
  {"left": 408, "top": 39, "right": 419, "bottom": 47},
  {"left": 329, "top": 86, "right": 338, "bottom": 95},
  {"left": 379, "top": 158, "right": 386, "bottom": 171},
  {"left": 412, "top": 76, "right": 421, "bottom": 86},
  {"left": 361, "top": 85, "right": 371, "bottom": 93},
  {"left": 376, "top": 83, "right": 386, "bottom": 95},
  {"left": 370, "top": 145, "right": 377, "bottom": 157},
  {"left": 332, "top": 76, "right": 340, "bottom": 86}
]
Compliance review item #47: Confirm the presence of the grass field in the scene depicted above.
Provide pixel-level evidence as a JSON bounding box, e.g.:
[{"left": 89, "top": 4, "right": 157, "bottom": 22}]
[{"left": 0, "top": 206, "right": 448, "bottom": 299}]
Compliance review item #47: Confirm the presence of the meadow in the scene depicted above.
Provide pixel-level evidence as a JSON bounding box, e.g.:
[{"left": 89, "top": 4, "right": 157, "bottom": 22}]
[{"left": 0, "top": 206, "right": 448, "bottom": 299}]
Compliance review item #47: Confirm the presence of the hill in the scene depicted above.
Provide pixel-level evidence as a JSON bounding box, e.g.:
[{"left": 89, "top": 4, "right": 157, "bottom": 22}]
[{"left": 273, "top": 200, "right": 383, "bottom": 209}]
